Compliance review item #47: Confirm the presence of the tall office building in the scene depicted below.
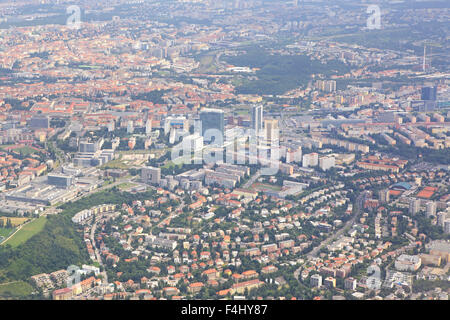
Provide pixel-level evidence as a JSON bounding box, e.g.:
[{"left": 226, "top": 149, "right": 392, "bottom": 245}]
[
  {"left": 29, "top": 115, "right": 50, "bottom": 129},
  {"left": 47, "top": 174, "right": 73, "bottom": 188},
  {"left": 344, "top": 278, "right": 357, "bottom": 291},
  {"left": 444, "top": 219, "right": 450, "bottom": 234},
  {"left": 145, "top": 119, "right": 153, "bottom": 136},
  {"left": 421, "top": 86, "right": 437, "bottom": 101},
  {"left": 315, "top": 80, "right": 336, "bottom": 92},
  {"left": 251, "top": 105, "right": 263, "bottom": 134},
  {"left": 141, "top": 166, "right": 161, "bottom": 185},
  {"left": 127, "top": 120, "right": 134, "bottom": 134},
  {"left": 437, "top": 211, "right": 447, "bottom": 227},
  {"left": 302, "top": 153, "right": 319, "bottom": 168},
  {"left": 79, "top": 140, "right": 99, "bottom": 153},
  {"left": 200, "top": 108, "right": 224, "bottom": 144},
  {"left": 319, "top": 156, "right": 335, "bottom": 171},
  {"left": 107, "top": 121, "right": 115, "bottom": 132},
  {"left": 409, "top": 198, "right": 421, "bottom": 215},
  {"left": 426, "top": 201, "right": 436, "bottom": 218},
  {"left": 324, "top": 277, "right": 336, "bottom": 288},
  {"left": 286, "top": 147, "right": 302, "bottom": 164},
  {"left": 264, "top": 119, "right": 279, "bottom": 144},
  {"left": 310, "top": 274, "right": 322, "bottom": 288},
  {"left": 379, "top": 189, "right": 390, "bottom": 203}
]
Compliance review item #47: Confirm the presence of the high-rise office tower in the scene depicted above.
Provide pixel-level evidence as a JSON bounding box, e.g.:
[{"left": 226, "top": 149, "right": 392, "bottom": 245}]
[
  {"left": 251, "top": 105, "right": 263, "bottom": 134},
  {"left": 421, "top": 86, "right": 437, "bottom": 101},
  {"left": 409, "top": 198, "right": 421, "bottom": 215},
  {"left": 444, "top": 219, "right": 450, "bottom": 234},
  {"left": 264, "top": 119, "right": 279, "bottom": 144},
  {"left": 78, "top": 140, "right": 99, "bottom": 153},
  {"left": 29, "top": 115, "right": 50, "bottom": 129},
  {"left": 141, "top": 166, "right": 161, "bottom": 185},
  {"left": 200, "top": 108, "right": 224, "bottom": 144},
  {"left": 302, "top": 152, "right": 319, "bottom": 168},
  {"left": 310, "top": 274, "right": 322, "bottom": 288},
  {"left": 379, "top": 189, "right": 390, "bottom": 203},
  {"left": 319, "top": 155, "right": 335, "bottom": 171},
  {"left": 145, "top": 119, "right": 152, "bottom": 136},
  {"left": 127, "top": 120, "right": 134, "bottom": 134},
  {"left": 437, "top": 211, "right": 447, "bottom": 227},
  {"left": 426, "top": 201, "right": 436, "bottom": 218}
]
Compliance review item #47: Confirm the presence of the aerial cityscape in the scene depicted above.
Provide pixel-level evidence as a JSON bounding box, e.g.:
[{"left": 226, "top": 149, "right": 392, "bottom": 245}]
[{"left": 0, "top": 0, "right": 449, "bottom": 302}]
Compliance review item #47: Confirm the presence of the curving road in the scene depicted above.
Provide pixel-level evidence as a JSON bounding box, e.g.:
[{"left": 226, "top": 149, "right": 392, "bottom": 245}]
[{"left": 294, "top": 191, "right": 367, "bottom": 281}]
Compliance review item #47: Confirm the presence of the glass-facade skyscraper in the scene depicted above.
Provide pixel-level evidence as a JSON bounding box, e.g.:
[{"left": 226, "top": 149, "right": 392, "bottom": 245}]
[
  {"left": 421, "top": 86, "right": 437, "bottom": 101},
  {"left": 251, "top": 105, "right": 263, "bottom": 134},
  {"left": 200, "top": 108, "right": 224, "bottom": 144}
]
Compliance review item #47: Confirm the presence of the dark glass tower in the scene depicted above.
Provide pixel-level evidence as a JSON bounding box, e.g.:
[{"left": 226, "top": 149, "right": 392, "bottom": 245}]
[
  {"left": 421, "top": 86, "right": 437, "bottom": 101},
  {"left": 200, "top": 108, "right": 224, "bottom": 143}
]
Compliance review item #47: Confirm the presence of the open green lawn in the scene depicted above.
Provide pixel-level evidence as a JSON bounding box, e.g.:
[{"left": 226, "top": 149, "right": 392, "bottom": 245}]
[
  {"left": 120, "top": 150, "right": 154, "bottom": 155},
  {"left": 117, "top": 182, "right": 138, "bottom": 190},
  {"left": 15, "top": 146, "right": 37, "bottom": 156},
  {"left": 251, "top": 183, "right": 282, "bottom": 192},
  {"left": 0, "top": 145, "right": 36, "bottom": 156},
  {"left": 0, "top": 217, "right": 29, "bottom": 227},
  {"left": 0, "top": 281, "right": 34, "bottom": 298},
  {"left": 0, "top": 227, "right": 14, "bottom": 238},
  {"left": 2, "top": 216, "right": 47, "bottom": 248},
  {"left": 195, "top": 54, "right": 219, "bottom": 73},
  {"left": 0, "top": 144, "right": 15, "bottom": 149},
  {"left": 100, "top": 159, "right": 129, "bottom": 169},
  {"left": 161, "top": 160, "right": 176, "bottom": 169}
]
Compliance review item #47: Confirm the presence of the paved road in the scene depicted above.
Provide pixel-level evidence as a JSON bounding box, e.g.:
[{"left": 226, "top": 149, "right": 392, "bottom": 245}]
[
  {"left": 243, "top": 170, "right": 261, "bottom": 189},
  {"left": 90, "top": 216, "right": 108, "bottom": 285},
  {"left": 294, "top": 191, "right": 367, "bottom": 281},
  {"left": 307, "top": 192, "right": 366, "bottom": 258},
  {"left": 156, "top": 200, "right": 185, "bottom": 229},
  {"left": 0, "top": 219, "right": 31, "bottom": 245}
]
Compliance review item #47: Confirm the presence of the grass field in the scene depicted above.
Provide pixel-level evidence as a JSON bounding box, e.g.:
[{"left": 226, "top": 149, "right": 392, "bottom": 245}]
[
  {"left": 0, "top": 144, "right": 15, "bottom": 149},
  {"left": 0, "top": 217, "right": 29, "bottom": 227},
  {"left": 100, "top": 158, "right": 129, "bottom": 169},
  {"left": 0, "top": 145, "right": 37, "bottom": 156},
  {"left": 100, "top": 152, "right": 152, "bottom": 169},
  {"left": 2, "top": 216, "right": 47, "bottom": 248},
  {"left": 250, "top": 183, "right": 282, "bottom": 192},
  {"left": 120, "top": 150, "right": 154, "bottom": 155},
  {"left": 0, "top": 227, "right": 14, "bottom": 238},
  {"left": 0, "top": 281, "right": 34, "bottom": 298},
  {"left": 117, "top": 182, "right": 138, "bottom": 190},
  {"left": 195, "top": 54, "right": 219, "bottom": 73},
  {"left": 14, "top": 146, "right": 37, "bottom": 156},
  {"left": 161, "top": 160, "right": 176, "bottom": 169}
]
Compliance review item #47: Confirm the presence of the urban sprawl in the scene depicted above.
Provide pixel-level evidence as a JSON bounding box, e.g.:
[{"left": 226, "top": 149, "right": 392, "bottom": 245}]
[{"left": 0, "top": 0, "right": 449, "bottom": 301}]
